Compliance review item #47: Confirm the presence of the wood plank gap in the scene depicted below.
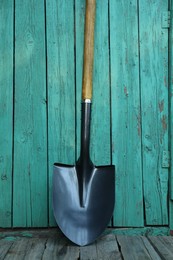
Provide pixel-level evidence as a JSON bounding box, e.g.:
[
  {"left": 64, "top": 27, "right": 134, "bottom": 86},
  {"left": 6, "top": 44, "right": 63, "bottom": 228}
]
[
  {"left": 96, "top": 234, "right": 122, "bottom": 260},
  {"left": 115, "top": 236, "right": 124, "bottom": 260},
  {"left": 11, "top": 0, "right": 16, "bottom": 229},
  {"left": 73, "top": 0, "right": 77, "bottom": 163},
  {"left": 137, "top": 0, "right": 146, "bottom": 227},
  {"left": 108, "top": 0, "right": 113, "bottom": 167},
  {"left": 141, "top": 237, "right": 162, "bottom": 260},
  {"left": 117, "top": 235, "right": 154, "bottom": 260},
  {"left": 43, "top": 0, "right": 49, "bottom": 228}
]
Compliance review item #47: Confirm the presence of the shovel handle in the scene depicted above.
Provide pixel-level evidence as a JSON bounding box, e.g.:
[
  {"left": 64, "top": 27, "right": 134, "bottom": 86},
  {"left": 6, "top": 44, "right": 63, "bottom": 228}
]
[{"left": 82, "top": 0, "right": 96, "bottom": 100}]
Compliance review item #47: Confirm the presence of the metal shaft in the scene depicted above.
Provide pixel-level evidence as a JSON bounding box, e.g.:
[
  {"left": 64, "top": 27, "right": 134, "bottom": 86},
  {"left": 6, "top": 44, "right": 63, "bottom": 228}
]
[{"left": 77, "top": 100, "right": 94, "bottom": 207}]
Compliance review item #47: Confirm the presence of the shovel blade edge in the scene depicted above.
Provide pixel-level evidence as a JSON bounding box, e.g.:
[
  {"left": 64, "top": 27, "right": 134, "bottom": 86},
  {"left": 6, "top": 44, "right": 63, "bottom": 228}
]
[{"left": 53, "top": 163, "right": 115, "bottom": 246}]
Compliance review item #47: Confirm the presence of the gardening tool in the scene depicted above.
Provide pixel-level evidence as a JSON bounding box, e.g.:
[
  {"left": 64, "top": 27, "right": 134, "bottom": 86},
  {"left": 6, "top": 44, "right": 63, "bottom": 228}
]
[{"left": 53, "top": 0, "right": 115, "bottom": 246}]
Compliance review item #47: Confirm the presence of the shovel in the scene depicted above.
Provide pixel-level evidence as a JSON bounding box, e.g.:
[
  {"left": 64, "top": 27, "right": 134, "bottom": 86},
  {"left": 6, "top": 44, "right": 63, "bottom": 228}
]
[{"left": 53, "top": 0, "right": 115, "bottom": 246}]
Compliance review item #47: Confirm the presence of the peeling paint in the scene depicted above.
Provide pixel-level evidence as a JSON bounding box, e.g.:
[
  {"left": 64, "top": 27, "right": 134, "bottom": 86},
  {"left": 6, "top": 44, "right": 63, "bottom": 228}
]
[
  {"left": 164, "top": 76, "right": 167, "bottom": 87},
  {"left": 124, "top": 86, "right": 128, "bottom": 97},
  {"left": 158, "top": 100, "right": 164, "bottom": 113},
  {"left": 137, "top": 114, "right": 141, "bottom": 136},
  {"left": 161, "top": 115, "right": 167, "bottom": 131}
]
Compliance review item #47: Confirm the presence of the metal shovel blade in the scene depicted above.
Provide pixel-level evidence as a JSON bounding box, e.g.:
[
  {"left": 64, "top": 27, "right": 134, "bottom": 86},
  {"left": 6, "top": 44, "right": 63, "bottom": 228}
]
[{"left": 53, "top": 163, "right": 115, "bottom": 246}]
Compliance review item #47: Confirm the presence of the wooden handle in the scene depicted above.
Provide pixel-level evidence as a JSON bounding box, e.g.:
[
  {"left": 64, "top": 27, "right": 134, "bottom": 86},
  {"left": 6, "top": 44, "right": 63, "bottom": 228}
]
[{"left": 82, "top": 0, "right": 96, "bottom": 100}]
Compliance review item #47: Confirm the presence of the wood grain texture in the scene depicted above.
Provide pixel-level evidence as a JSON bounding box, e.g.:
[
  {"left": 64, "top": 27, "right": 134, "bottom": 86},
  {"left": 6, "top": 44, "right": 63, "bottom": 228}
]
[
  {"left": 148, "top": 236, "right": 173, "bottom": 260},
  {"left": 97, "top": 234, "right": 122, "bottom": 260},
  {"left": 82, "top": 0, "right": 96, "bottom": 100},
  {"left": 43, "top": 232, "right": 80, "bottom": 260},
  {"left": 46, "top": 0, "right": 75, "bottom": 226},
  {"left": 110, "top": 0, "right": 143, "bottom": 226},
  {"left": 4, "top": 238, "right": 29, "bottom": 260},
  {"left": 0, "top": 0, "right": 13, "bottom": 228},
  {"left": 76, "top": 0, "right": 111, "bottom": 165},
  {"left": 13, "top": 0, "right": 47, "bottom": 227},
  {"left": 0, "top": 240, "right": 13, "bottom": 259},
  {"left": 141, "top": 237, "right": 162, "bottom": 260},
  {"left": 117, "top": 235, "right": 160, "bottom": 260},
  {"left": 139, "top": 0, "right": 169, "bottom": 225}
]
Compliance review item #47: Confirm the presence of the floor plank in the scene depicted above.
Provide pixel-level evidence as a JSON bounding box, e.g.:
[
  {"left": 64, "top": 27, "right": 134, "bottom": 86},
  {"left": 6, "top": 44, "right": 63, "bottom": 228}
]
[
  {"left": 23, "top": 238, "right": 47, "bottom": 260},
  {"left": 80, "top": 241, "right": 98, "bottom": 260},
  {"left": 43, "top": 233, "right": 79, "bottom": 260},
  {"left": 140, "top": 237, "right": 162, "bottom": 260},
  {"left": 3, "top": 238, "right": 29, "bottom": 260},
  {"left": 117, "top": 235, "right": 158, "bottom": 260},
  {"left": 0, "top": 240, "right": 13, "bottom": 259},
  {"left": 148, "top": 236, "right": 173, "bottom": 260},
  {"left": 97, "top": 234, "right": 122, "bottom": 260}
]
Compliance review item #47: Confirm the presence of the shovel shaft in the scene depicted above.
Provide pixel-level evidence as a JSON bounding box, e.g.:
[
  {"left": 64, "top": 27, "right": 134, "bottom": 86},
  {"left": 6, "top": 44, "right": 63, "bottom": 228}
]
[
  {"left": 77, "top": 100, "right": 93, "bottom": 207},
  {"left": 82, "top": 0, "right": 96, "bottom": 100},
  {"left": 78, "top": 101, "right": 92, "bottom": 165}
]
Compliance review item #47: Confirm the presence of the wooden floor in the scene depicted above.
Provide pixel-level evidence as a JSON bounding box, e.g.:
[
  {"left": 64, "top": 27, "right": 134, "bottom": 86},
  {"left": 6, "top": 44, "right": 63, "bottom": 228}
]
[{"left": 0, "top": 229, "right": 173, "bottom": 259}]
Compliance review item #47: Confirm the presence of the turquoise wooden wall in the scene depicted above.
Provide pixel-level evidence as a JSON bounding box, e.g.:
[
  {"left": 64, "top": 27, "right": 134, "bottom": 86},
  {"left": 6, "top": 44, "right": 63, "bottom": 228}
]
[{"left": 0, "top": 0, "right": 173, "bottom": 231}]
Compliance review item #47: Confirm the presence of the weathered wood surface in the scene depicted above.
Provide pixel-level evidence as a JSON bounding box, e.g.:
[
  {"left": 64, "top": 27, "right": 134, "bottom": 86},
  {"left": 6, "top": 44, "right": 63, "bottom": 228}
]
[
  {"left": 13, "top": 0, "right": 47, "bottom": 227},
  {"left": 110, "top": 0, "right": 143, "bottom": 227},
  {"left": 46, "top": 0, "right": 75, "bottom": 226},
  {"left": 139, "top": 0, "right": 169, "bottom": 226},
  {"left": 0, "top": 0, "right": 171, "bottom": 229},
  {"left": 0, "top": 229, "right": 173, "bottom": 260},
  {"left": 0, "top": 0, "right": 13, "bottom": 228}
]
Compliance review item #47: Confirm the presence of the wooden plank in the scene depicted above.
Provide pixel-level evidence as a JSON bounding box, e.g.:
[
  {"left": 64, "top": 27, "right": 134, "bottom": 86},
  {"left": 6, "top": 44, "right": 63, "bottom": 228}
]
[
  {"left": 43, "top": 233, "right": 79, "bottom": 260},
  {"left": 0, "top": 0, "right": 13, "bottom": 227},
  {"left": 0, "top": 240, "right": 13, "bottom": 259},
  {"left": 97, "top": 234, "right": 122, "bottom": 260},
  {"left": 75, "top": 0, "right": 84, "bottom": 160},
  {"left": 46, "top": 0, "right": 75, "bottom": 226},
  {"left": 13, "top": 0, "right": 47, "bottom": 227},
  {"left": 139, "top": 0, "right": 169, "bottom": 225},
  {"left": 117, "top": 235, "right": 156, "bottom": 260},
  {"left": 4, "top": 238, "right": 30, "bottom": 260},
  {"left": 80, "top": 241, "right": 98, "bottom": 260},
  {"left": 75, "top": 0, "right": 111, "bottom": 165},
  {"left": 42, "top": 234, "right": 63, "bottom": 259},
  {"left": 148, "top": 236, "right": 173, "bottom": 259},
  {"left": 141, "top": 237, "right": 162, "bottom": 260},
  {"left": 24, "top": 238, "right": 47, "bottom": 260},
  {"left": 110, "top": 0, "right": 143, "bottom": 226}
]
